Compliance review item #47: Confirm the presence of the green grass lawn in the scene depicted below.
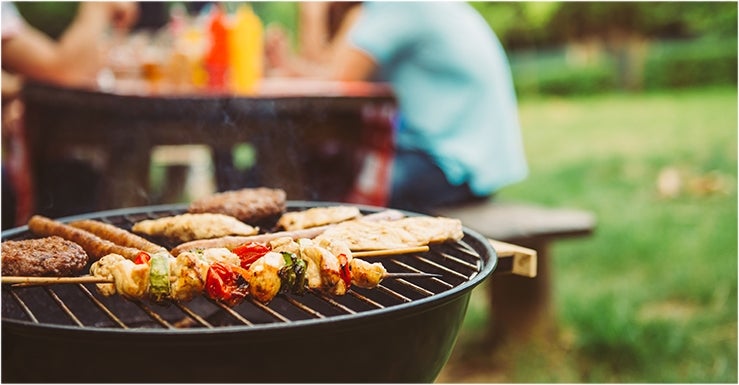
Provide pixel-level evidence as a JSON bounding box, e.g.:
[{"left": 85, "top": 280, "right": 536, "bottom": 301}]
[{"left": 439, "top": 86, "right": 737, "bottom": 383}]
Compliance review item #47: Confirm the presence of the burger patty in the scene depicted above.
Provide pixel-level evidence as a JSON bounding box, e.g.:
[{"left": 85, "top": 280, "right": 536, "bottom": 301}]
[
  {"left": 188, "top": 187, "right": 287, "bottom": 224},
  {"left": 1, "top": 236, "right": 89, "bottom": 277}
]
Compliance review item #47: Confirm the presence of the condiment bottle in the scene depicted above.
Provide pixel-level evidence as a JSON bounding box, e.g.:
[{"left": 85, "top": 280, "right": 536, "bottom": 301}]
[
  {"left": 205, "top": 4, "right": 229, "bottom": 91},
  {"left": 228, "top": 4, "right": 263, "bottom": 94}
]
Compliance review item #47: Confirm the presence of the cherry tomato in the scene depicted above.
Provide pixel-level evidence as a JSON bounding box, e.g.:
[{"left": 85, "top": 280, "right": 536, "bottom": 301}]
[
  {"left": 232, "top": 242, "right": 271, "bottom": 269},
  {"left": 134, "top": 251, "right": 151, "bottom": 265},
  {"left": 205, "top": 262, "right": 249, "bottom": 306},
  {"left": 338, "top": 254, "right": 352, "bottom": 288}
]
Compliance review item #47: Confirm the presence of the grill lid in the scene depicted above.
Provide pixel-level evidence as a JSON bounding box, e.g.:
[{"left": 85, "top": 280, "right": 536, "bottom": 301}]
[{"left": 1, "top": 202, "right": 497, "bottom": 334}]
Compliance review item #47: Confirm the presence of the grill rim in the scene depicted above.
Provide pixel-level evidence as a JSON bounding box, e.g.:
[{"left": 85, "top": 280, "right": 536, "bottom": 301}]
[{"left": 2, "top": 202, "right": 497, "bottom": 336}]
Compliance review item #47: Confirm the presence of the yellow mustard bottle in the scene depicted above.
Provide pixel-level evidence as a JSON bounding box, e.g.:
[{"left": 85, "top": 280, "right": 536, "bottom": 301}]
[{"left": 228, "top": 5, "right": 263, "bottom": 94}]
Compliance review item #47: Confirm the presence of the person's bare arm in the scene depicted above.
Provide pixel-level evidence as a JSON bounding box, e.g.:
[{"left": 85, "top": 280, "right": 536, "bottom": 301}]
[
  {"left": 298, "top": 2, "right": 330, "bottom": 62},
  {"left": 266, "top": 4, "right": 377, "bottom": 81},
  {"left": 1, "top": 2, "right": 138, "bottom": 87},
  {"left": 324, "top": 5, "right": 377, "bottom": 81}
]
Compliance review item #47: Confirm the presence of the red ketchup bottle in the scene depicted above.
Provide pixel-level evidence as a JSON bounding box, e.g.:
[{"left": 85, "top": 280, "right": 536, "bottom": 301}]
[{"left": 205, "top": 5, "right": 229, "bottom": 91}]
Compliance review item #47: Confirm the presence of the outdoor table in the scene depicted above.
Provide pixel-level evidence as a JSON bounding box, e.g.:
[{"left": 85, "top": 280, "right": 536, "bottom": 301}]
[{"left": 21, "top": 78, "right": 396, "bottom": 213}]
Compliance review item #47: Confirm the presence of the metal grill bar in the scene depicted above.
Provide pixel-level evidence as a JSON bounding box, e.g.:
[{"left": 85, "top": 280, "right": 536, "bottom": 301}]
[
  {"left": 389, "top": 260, "right": 454, "bottom": 290},
  {"left": 10, "top": 290, "right": 38, "bottom": 323},
  {"left": 389, "top": 279, "right": 435, "bottom": 297},
  {"left": 437, "top": 250, "right": 479, "bottom": 271},
  {"left": 285, "top": 296, "right": 327, "bottom": 319},
  {"left": 347, "top": 290, "right": 385, "bottom": 308},
  {"left": 375, "top": 284, "right": 413, "bottom": 302},
  {"left": 312, "top": 291, "right": 357, "bottom": 314},
  {"left": 136, "top": 301, "right": 175, "bottom": 328},
  {"left": 45, "top": 287, "right": 84, "bottom": 327},
  {"left": 176, "top": 303, "right": 214, "bottom": 328},
  {"left": 251, "top": 298, "right": 292, "bottom": 323},
  {"left": 413, "top": 255, "right": 471, "bottom": 280},
  {"left": 77, "top": 284, "right": 129, "bottom": 329},
  {"left": 209, "top": 299, "right": 255, "bottom": 326}
]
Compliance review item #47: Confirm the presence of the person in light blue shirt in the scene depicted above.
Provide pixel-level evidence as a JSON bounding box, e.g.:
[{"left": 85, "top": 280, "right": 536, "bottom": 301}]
[{"left": 267, "top": 2, "right": 528, "bottom": 213}]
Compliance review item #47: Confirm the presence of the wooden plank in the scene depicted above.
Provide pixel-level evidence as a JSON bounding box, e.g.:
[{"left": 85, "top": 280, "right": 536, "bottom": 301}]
[{"left": 489, "top": 239, "right": 538, "bottom": 278}]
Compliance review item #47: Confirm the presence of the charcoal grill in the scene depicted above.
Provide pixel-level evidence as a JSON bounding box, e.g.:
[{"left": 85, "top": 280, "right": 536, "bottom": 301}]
[{"left": 2, "top": 202, "right": 496, "bottom": 383}]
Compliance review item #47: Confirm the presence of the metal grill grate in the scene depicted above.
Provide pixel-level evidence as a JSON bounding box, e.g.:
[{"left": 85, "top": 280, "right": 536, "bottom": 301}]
[{"left": 1, "top": 203, "right": 494, "bottom": 332}]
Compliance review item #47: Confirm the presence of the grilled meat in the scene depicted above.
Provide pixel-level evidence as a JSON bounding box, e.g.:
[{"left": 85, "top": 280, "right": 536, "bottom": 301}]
[
  {"left": 91, "top": 248, "right": 243, "bottom": 302},
  {"left": 132, "top": 213, "right": 258, "bottom": 243},
  {"left": 246, "top": 251, "right": 286, "bottom": 303},
  {"left": 349, "top": 258, "right": 386, "bottom": 289},
  {"left": 90, "top": 253, "right": 149, "bottom": 299},
  {"left": 1, "top": 236, "right": 88, "bottom": 277},
  {"left": 188, "top": 187, "right": 287, "bottom": 223},
  {"left": 315, "top": 216, "right": 464, "bottom": 250},
  {"left": 277, "top": 206, "right": 361, "bottom": 231},
  {"left": 169, "top": 251, "right": 209, "bottom": 302},
  {"left": 169, "top": 248, "right": 240, "bottom": 302},
  {"left": 170, "top": 209, "right": 406, "bottom": 256},
  {"left": 298, "top": 238, "right": 347, "bottom": 295},
  {"left": 28, "top": 215, "right": 141, "bottom": 261},
  {"left": 69, "top": 219, "right": 167, "bottom": 254}
]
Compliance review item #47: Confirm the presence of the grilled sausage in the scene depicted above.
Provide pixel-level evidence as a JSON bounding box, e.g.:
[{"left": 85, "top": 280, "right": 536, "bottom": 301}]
[
  {"left": 69, "top": 219, "right": 167, "bottom": 254},
  {"left": 28, "top": 215, "right": 141, "bottom": 261},
  {"left": 171, "top": 226, "right": 330, "bottom": 256}
]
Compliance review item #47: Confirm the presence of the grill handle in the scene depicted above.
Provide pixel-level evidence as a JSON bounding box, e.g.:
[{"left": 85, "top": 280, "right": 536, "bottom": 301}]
[{"left": 489, "top": 239, "right": 537, "bottom": 277}]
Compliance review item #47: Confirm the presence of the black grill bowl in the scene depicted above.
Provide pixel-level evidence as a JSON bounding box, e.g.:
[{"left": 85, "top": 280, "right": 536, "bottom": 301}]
[{"left": 2, "top": 203, "right": 496, "bottom": 383}]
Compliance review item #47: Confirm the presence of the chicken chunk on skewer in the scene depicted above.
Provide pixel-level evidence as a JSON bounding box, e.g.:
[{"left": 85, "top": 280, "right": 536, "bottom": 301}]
[
  {"left": 246, "top": 251, "right": 287, "bottom": 303},
  {"left": 349, "top": 258, "right": 387, "bottom": 289},
  {"left": 90, "top": 253, "right": 149, "bottom": 299}
]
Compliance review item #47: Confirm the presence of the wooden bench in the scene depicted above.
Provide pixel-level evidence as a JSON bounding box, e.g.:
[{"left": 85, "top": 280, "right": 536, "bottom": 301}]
[{"left": 433, "top": 200, "right": 596, "bottom": 345}]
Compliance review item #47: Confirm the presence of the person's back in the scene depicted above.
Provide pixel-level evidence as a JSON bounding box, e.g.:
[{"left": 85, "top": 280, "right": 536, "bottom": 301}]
[{"left": 349, "top": 2, "right": 528, "bottom": 210}]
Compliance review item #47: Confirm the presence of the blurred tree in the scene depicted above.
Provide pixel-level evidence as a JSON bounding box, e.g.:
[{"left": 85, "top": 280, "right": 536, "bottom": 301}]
[
  {"left": 472, "top": 1, "right": 737, "bottom": 49},
  {"left": 471, "top": 2, "right": 737, "bottom": 91},
  {"left": 470, "top": 2, "right": 555, "bottom": 50}
]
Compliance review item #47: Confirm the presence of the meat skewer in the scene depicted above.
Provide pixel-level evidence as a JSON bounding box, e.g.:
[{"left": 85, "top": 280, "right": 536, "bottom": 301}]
[
  {"left": 25, "top": 238, "right": 437, "bottom": 305},
  {"left": 1, "top": 271, "right": 441, "bottom": 287}
]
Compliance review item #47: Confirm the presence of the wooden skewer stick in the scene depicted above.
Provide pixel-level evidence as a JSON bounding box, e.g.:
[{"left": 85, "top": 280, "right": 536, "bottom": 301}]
[
  {"left": 383, "top": 272, "right": 442, "bottom": 279},
  {"left": 353, "top": 246, "right": 430, "bottom": 258},
  {"left": 3, "top": 275, "right": 113, "bottom": 286},
  {"left": 3, "top": 269, "right": 442, "bottom": 288},
  {"left": 2, "top": 246, "right": 433, "bottom": 287}
]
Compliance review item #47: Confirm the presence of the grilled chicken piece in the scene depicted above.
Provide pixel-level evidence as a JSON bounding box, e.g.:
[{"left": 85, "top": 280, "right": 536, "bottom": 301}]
[
  {"left": 316, "top": 216, "right": 464, "bottom": 250},
  {"left": 350, "top": 258, "right": 386, "bottom": 289},
  {"left": 299, "top": 240, "right": 346, "bottom": 296},
  {"left": 90, "top": 253, "right": 149, "bottom": 299},
  {"left": 90, "top": 254, "right": 123, "bottom": 296},
  {"left": 246, "top": 251, "right": 286, "bottom": 303},
  {"left": 170, "top": 247, "right": 241, "bottom": 301},
  {"left": 277, "top": 206, "right": 361, "bottom": 231},
  {"left": 169, "top": 252, "right": 209, "bottom": 302},
  {"left": 199, "top": 247, "right": 241, "bottom": 266},
  {"left": 132, "top": 213, "right": 258, "bottom": 242},
  {"left": 269, "top": 236, "right": 300, "bottom": 255},
  {"left": 315, "top": 238, "right": 353, "bottom": 261}
]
